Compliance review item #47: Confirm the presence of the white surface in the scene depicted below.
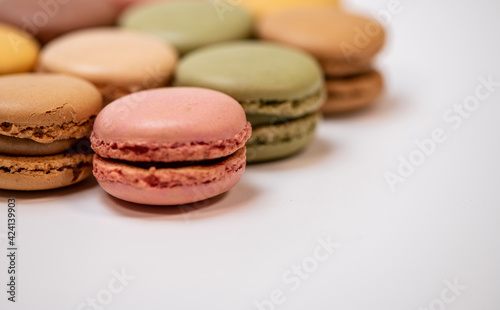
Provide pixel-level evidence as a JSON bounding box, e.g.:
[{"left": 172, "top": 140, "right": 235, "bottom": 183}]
[{"left": 1, "top": 0, "right": 500, "bottom": 309}]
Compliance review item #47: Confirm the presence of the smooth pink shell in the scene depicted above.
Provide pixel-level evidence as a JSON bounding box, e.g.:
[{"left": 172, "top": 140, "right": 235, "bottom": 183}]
[{"left": 91, "top": 87, "right": 251, "bottom": 162}]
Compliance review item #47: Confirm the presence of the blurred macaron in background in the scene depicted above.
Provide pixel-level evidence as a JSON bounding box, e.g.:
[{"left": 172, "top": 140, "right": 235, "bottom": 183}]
[
  {"left": 240, "top": 0, "right": 340, "bottom": 17},
  {"left": 0, "top": 23, "right": 40, "bottom": 75},
  {"left": 119, "top": 0, "right": 254, "bottom": 55},
  {"left": 0, "top": 0, "right": 118, "bottom": 44},
  {"left": 257, "top": 6, "right": 386, "bottom": 114},
  {"left": 36, "top": 27, "right": 178, "bottom": 104}
]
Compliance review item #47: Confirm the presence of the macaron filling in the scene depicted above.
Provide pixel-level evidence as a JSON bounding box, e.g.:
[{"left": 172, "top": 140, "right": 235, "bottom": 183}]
[
  {"left": 0, "top": 135, "right": 78, "bottom": 156},
  {"left": 240, "top": 89, "right": 325, "bottom": 119},
  {"left": 247, "top": 113, "right": 320, "bottom": 146},
  {"left": 0, "top": 152, "right": 93, "bottom": 178}
]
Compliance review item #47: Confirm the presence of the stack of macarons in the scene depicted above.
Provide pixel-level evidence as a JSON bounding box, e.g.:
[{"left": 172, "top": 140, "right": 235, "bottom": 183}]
[
  {"left": 257, "top": 7, "right": 386, "bottom": 113},
  {"left": 0, "top": 0, "right": 390, "bottom": 207}
]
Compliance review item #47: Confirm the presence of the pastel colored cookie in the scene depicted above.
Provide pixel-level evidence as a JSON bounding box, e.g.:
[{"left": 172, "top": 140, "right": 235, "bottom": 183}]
[
  {"left": 257, "top": 8, "right": 385, "bottom": 75},
  {"left": 119, "top": 0, "right": 253, "bottom": 54},
  {"left": 91, "top": 87, "right": 252, "bottom": 205},
  {"left": 0, "top": 23, "right": 40, "bottom": 75},
  {"left": 0, "top": 0, "right": 117, "bottom": 44},
  {"left": 0, "top": 73, "right": 102, "bottom": 191},
  {"left": 257, "top": 7, "right": 385, "bottom": 113},
  {"left": 175, "top": 41, "right": 325, "bottom": 162},
  {"left": 241, "top": 0, "right": 339, "bottom": 17},
  {"left": 37, "top": 28, "right": 178, "bottom": 105}
]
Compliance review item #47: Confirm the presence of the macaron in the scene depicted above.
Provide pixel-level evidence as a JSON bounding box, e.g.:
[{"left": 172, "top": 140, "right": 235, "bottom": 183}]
[
  {"left": 175, "top": 41, "right": 325, "bottom": 162},
  {"left": 0, "top": 23, "right": 40, "bottom": 75},
  {"left": 257, "top": 8, "right": 385, "bottom": 113},
  {"left": 241, "top": 0, "right": 339, "bottom": 17},
  {"left": 0, "top": 0, "right": 117, "bottom": 44},
  {"left": 91, "top": 87, "right": 252, "bottom": 205},
  {"left": 0, "top": 73, "right": 102, "bottom": 191},
  {"left": 119, "top": 0, "right": 253, "bottom": 55},
  {"left": 37, "top": 28, "right": 178, "bottom": 105}
]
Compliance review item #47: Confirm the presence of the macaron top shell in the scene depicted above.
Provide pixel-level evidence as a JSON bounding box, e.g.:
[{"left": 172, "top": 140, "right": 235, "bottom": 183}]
[
  {"left": 91, "top": 87, "right": 251, "bottom": 162},
  {"left": 0, "top": 23, "right": 40, "bottom": 75},
  {"left": 0, "top": 73, "right": 102, "bottom": 127},
  {"left": 257, "top": 8, "right": 385, "bottom": 61},
  {"left": 241, "top": 0, "right": 339, "bottom": 17},
  {"left": 0, "top": 0, "right": 117, "bottom": 43},
  {"left": 119, "top": 0, "right": 253, "bottom": 54},
  {"left": 175, "top": 41, "right": 324, "bottom": 101},
  {"left": 38, "top": 28, "right": 178, "bottom": 87}
]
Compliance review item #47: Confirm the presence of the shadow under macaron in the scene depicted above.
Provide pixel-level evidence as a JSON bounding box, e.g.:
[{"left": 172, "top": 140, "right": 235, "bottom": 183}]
[
  {"left": 321, "top": 93, "right": 407, "bottom": 122},
  {"left": 246, "top": 136, "right": 334, "bottom": 171},
  {"left": 0, "top": 177, "right": 99, "bottom": 204},
  {"left": 99, "top": 179, "right": 259, "bottom": 221}
]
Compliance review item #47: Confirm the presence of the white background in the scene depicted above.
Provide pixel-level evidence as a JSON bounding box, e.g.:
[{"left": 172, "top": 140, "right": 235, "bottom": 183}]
[{"left": 1, "top": 0, "right": 500, "bottom": 309}]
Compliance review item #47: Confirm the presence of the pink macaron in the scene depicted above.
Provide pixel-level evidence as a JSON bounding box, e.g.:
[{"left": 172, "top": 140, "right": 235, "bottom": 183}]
[{"left": 91, "top": 87, "right": 251, "bottom": 205}]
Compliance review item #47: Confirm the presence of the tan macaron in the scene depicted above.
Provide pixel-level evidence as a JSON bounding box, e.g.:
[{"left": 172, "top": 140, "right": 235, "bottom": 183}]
[
  {"left": 0, "top": 73, "right": 102, "bottom": 191},
  {"left": 37, "top": 28, "right": 178, "bottom": 104},
  {"left": 257, "top": 7, "right": 386, "bottom": 113}
]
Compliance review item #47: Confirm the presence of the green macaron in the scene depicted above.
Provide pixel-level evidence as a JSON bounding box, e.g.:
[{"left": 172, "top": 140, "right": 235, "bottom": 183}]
[
  {"left": 175, "top": 41, "right": 325, "bottom": 162},
  {"left": 119, "top": 0, "right": 253, "bottom": 55}
]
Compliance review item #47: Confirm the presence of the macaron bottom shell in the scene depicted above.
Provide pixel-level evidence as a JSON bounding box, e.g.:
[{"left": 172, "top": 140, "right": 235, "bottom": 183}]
[
  {"left": 246, "top": 112, "right": 320, "bottom": 163},
  {"left": 322, "top": 70, "right": 383, "bottom": 114},
  {"left": 93, "top": 147, "right": 247, "bottom": 206},
  {"left": 0, "top": 153, "right": 93, "bottom": 191}
]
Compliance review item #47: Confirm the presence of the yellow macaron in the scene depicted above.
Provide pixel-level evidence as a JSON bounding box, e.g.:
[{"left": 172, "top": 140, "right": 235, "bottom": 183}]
[
  {"left": 0, "top": 23, "right": 40, "bottom": 75},
  {"left": 240, "top": 0, "right": 339, "bottom": 17}
]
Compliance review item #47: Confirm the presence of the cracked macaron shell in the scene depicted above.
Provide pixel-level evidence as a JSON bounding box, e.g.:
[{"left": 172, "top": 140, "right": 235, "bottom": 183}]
[
  {"left": 0, "top": 73, "right": 102, "bottom": 131},
  {"left": 91, "top": 87, "right": 251, "bottom": 162}
]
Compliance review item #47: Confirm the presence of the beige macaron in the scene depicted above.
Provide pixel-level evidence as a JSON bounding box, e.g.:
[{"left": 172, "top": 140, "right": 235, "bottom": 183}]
[
  {"left": 37, "top": 28, "right": 178, "bottom": 104},
  {"left": 0, "top": 73, "right": 102, "bottom": 190},
  {"left": 257, "top": 7, "right": 385, "bottom": 113}
]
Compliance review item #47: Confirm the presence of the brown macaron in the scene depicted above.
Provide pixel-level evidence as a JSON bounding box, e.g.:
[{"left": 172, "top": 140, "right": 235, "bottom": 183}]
[
  {"left": 0, "top": 73, "right": 102, "bottom": 191},
  {"left": 257, "top": 7, "right": 386, "bottom": 114}
]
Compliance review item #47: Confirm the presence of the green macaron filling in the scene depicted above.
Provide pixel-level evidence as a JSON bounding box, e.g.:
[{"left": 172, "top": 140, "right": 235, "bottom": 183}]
[{"left": 240, "top": 89, "right": 325, "bottom": 120}]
